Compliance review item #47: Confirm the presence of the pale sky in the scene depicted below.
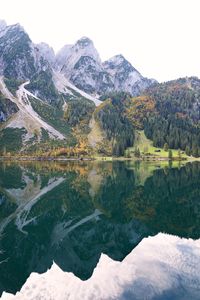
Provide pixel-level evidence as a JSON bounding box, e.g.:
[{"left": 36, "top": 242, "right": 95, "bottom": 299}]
[{"left": 1, "top": 0, "right": 200, "bottom": 82}]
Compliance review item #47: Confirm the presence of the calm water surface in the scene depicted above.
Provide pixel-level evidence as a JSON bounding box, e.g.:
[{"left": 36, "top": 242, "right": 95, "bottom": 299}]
[{"left": 0, "top": 161, "right": 200, "bottom": 296}]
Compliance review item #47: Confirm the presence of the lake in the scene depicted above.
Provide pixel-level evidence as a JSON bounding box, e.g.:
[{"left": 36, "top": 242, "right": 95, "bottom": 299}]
[{"left": 0, "top": 160, "right": 200, "bottom": 299}]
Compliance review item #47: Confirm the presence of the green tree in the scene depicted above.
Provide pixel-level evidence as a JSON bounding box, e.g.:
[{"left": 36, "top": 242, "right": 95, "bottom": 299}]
[
  {"left": 178, "top": 149, "right": 182, "bottom": 160},
  {"left": 185, "top": 145, "right": 191, "bottom": 156},
  {"left": 163, "top": 143, "right": 169, "bottom": 151},
  {"left": 3, "top": 146, "right": 6, "bottom": 156},
  {"left": 192, "top": 145, "right": 199, "bottom": 157},
  {"left": 134, "top": 147, "right": 141, "bottom": 158},
  {"left": 168, "top": 149, "right": 173, "bottom": 160},
  {"left": 125, "top": 149, "right": 131, "bottom": 158}
]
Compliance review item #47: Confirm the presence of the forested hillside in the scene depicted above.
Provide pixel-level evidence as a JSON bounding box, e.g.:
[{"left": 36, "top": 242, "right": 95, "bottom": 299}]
[
  {"left": 95, "top": 77, "right": 200, "bottom": 157},
  {"left": 95, "top": 93, "right": 135, "bottom": 156},
  {"left": 144, "top": 77, "right": 200, "bottom": 156}
]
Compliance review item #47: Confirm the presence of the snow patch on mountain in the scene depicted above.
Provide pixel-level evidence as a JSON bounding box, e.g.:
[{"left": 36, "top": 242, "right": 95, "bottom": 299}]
[
  {"left": 64, "top": 77, "right": 102, "bottom": 106},
  {"left": 2, "top": 233, "right": 200, "bottom": 300},
  {"left": 0, "top": 77, "right": 65, "bottom": 140},
  {"left": 53, "top": 71, "right": 74, "bottom": 95},
  {"left": 53, "top": 71, "right": 102, "bottom": 106}
]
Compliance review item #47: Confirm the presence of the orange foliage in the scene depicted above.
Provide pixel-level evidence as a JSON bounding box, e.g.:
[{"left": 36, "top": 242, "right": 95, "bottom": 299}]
[{"left": 125, "top": 96, "right": 155, "bottom": 129}]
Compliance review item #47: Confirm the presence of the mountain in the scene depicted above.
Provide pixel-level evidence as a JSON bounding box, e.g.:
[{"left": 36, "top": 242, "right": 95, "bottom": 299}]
[
  {"left": 0, "top": 21, "right": 155, "bottom": 102},
  {"left": 0, "top": 22, "right": 48, "bottom": 80},
  {"left": 0, "top": 20, "right": 59, "bottom": 105},
  {"left": 56, "top": 37, "right": 102, "bottom": 72},
  {"left": 55, "top": 37, "right": 155, "bottom": 96},
  {"left": 103, "top": 54, "right": 155, "bottom": 96},
  {"left": 56, "top": 37, "right": 114, "bottom": 95},
  {"left": 0, "top": 20, "right": 200, "bottom": 157}
]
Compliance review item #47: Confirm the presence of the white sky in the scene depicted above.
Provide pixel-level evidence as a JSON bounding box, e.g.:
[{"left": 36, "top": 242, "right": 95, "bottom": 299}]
[{"left": 1, "top": 0, "right": 200, "bottom": 82}]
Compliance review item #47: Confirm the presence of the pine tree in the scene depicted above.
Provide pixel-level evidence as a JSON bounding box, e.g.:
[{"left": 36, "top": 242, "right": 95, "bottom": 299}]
[
  {"left": 3, "top": 146, "right": 6, "bottom": 156},
  {"left": 168, "top": 149, "right": 173, "bottom": 160},
  {"left": 125, "top": 149, "right": 131, "bottom": 158},
  {"left": 163, "top": 143, "right": 169, "bottom": 151},
  {"left": 192, "top": 146, "right": 199, "bottom": 157},
  {"left": 178, "top": 149, "right": 181, "bottom": 160},
  {"left": 137, "top": 148, "right": 141, "bottom": 158},
  {"left": 185, "top": 145, "right": 191, "bottom": 156},
  {"left": 134, "top": 147, "right": 140, "bottom": 158}
]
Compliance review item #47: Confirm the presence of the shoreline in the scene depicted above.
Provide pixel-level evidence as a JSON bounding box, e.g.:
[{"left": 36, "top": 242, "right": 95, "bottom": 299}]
[{"left": 0, "top": 155, "right": 198, "bottom": 163}]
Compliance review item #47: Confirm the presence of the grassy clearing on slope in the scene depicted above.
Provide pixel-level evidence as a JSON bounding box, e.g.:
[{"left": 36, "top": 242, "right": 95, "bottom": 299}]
[{"left": 127, "top": 130, "right": 189, "bottom": 159}]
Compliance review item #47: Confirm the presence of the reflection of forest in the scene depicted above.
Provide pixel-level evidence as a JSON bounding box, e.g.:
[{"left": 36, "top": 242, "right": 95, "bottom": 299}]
[{"left": 0, "top": 161, "right": 200, "bottom": 295}]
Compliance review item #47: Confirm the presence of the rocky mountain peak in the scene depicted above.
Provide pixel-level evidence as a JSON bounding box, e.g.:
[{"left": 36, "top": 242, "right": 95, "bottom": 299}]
[
  {"left": 0, "top": 20, "right": 7, "bottom": 31},
  {"left": 103, "top": 54, "right": 139, "bottom": 74},
  {"left": 102, "top": 55, "right": 155, "bottom": 96},
  {"left": 72, "top": 36, "right": 101, "bottom": 64},
  {"left": 106, "top": 54, "right": 126, "bottom": 64},
  {"left": 36, "top": 42, "right": 55, "bottom": 66},
  {"left": 8, "top": 22, "right": 26, "bottom": 34},
  {"left": 57, "top": 36, "right": 102, "bottom": 79},
  {"left": 75, "top": 36, "right": 93, "bottom": 48}
]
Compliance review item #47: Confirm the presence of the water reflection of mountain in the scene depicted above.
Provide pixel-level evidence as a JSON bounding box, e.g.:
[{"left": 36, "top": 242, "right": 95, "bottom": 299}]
[{"left": 0, "top": 161, "right": 200, "bottom": 295}]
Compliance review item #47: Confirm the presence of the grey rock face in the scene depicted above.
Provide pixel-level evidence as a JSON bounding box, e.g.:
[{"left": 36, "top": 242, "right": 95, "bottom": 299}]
[
  {"left": 0, "top": 22, "right": 59, "bottom": 103},
  {"left": 0, "top": 22, "right": 53, "bottom": 81},
  {"left": 57, "top": 38, "right": 156, "bottom": 96},
  {"left": 69, "top": 55, "right": 114, "bottom": 94},
  {"left": 103, "top": 54, "right": 156, "bottom": 96},
  {"left": 36, "top": 42, "right": 55, "bottom": 67},
  {"left": 55, "top": 37, "right": 114, "bottom": 95}
]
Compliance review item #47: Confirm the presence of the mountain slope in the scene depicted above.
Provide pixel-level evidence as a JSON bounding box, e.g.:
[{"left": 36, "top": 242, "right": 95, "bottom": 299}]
[
  {"left": 143, "top": 77, "right": 200, "bottom": 156},
  {"left": 52, "top": 71, "right": 102, "bottom": 106},
  {"left": 0, "top": 77, "right": 65, "bottom": 141},
  {"left": 0, "top": 21, "right": 60, "bottom": 104},
  {"left": 0, "top": 23, "right": 36, "bottom": 79},
  {"left": 93, "top": 78, "right": 200, "bottom": 157}
]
